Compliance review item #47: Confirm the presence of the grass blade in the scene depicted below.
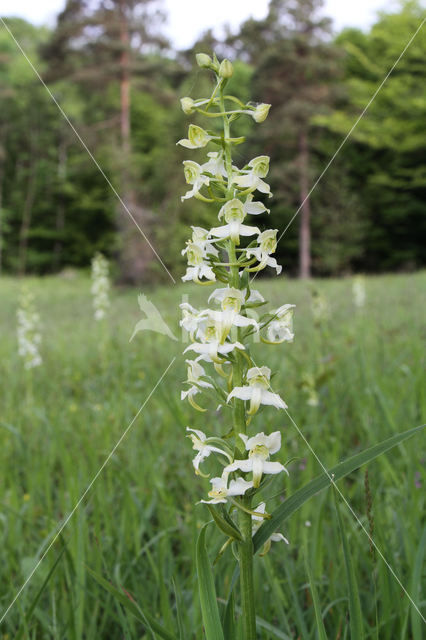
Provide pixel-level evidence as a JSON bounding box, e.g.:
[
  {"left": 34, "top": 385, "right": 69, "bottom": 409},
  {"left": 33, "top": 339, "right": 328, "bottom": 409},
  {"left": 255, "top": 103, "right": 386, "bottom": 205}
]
[
  {"left": 196, "top": 523, "right": 225, "bottom": 640},
  {"left": 410, "top": 525, "right": 426, "bottom": 640},
  {"left": 305, "top": 556, "right": 327, "bottom": 640},
  {"left": 254, "top": 424, "right": 424, "bottom": 553},
  {"left": 222, "top": 590, "right": 237, "bottom": 640},
  {"left": 87, "top": 566, "right": 176, "bottom": 640},
  {"left": 333, "top": 489, "right": 364, "bottom": 639},
  {"left": 15, "top": 547, "right": 66, "bottom": 640}
]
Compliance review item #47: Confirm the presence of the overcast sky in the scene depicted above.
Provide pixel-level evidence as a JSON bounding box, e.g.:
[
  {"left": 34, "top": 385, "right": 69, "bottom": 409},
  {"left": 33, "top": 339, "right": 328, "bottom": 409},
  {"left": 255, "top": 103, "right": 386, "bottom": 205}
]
[{"left": 1, "top": 0, "right": 401, "bottom": 49}]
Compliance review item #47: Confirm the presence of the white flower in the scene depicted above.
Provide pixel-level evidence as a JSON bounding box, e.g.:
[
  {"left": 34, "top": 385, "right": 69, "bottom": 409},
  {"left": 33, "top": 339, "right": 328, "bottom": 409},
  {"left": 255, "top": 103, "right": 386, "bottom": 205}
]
[
  {"left": 352, "top": 276, "right": 366, "bottom": 308},
  {"left": 182, "top": 227, "right": 218, "bottom": 259},
  {"left": 246, "top": 229, "right": 282, "bottom": 274},
  {"left": 182, "top": 242, "right": 215, "bottom": 283},
  {"left": 210, "top": 198, "right": 260, "bottom": 244},
  {"left": 266, "top": 304, "right": 295, "bottom": 343},
  {"left": 180, "top": 302, "right": 203, "bottom": 338},
  {"left": 200, "top": 475, "right": 253, "bottom": 504},
  {"left": 177, "top": 124, "right": 215, "bottom": 149},
  {"left": 91, "top": 252, "right": 110, "bottom": 321},
  {"left": 180, "top": 97, "right": 195, "bottom": 114},
  {"left": 184, "top": 311, "right": 246, "bottom": 362},
  {"left": 181, "top": 161, "right": 210, "bottom": 201},
  {"left": 252, "top": 502, "right": 289, "bottom": 552},
  {"left": 201, "top": 152, "right": 227, "bottom": 178},
  {"left": 225, "top": 431, "right": 287, "bottom": 487},
  {"left": 251, "top": 103, "right": 271, "bottom": 123},
  {"left": 17, "top": 291, "right": 42, "bottom": 370},
  {"left": 227, "top": 366, "right": 287, "bottom": 415},
  {"left": 233, "top": 156, "right": 272, "bottom": 196},
  {"left": 312, "top": 292, "right": 329, "bottom": 322},
  {"left": 181, "top": 360, "right": 213, "bottom": 407},
  {"left": 242, "top": 194, "right": 270, "bottom": 216},
  {"left": 186, "top": 428, "right": 232, "bottom": 475},
  {"left": 206, "top": 287, "right": 259, "bottom": 341}
]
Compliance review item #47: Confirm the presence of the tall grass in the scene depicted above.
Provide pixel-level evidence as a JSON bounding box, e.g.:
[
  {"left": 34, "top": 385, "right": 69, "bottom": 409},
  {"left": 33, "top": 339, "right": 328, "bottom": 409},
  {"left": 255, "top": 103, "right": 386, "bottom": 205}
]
[{"left": 0, "top": 271, "right": 424, "bottom": 638}]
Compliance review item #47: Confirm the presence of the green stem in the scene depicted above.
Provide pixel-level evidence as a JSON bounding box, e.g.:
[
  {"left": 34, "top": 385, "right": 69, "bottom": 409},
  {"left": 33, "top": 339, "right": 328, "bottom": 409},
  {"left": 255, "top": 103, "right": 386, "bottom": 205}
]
[
  {"left": 238, "top": 503, "right": 257, "bottom": 640},
  {"left": 220, "top": 81, "right": 256, "bottom": 639}
]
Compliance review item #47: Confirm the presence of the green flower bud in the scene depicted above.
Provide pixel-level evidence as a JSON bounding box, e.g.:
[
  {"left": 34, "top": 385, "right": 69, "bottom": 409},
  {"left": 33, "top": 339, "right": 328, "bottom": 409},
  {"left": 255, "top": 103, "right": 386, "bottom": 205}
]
[
  {"left": 219, "top": 59, "right": 233, "bottom": 79},
  {"left": 252, "top": 103, "right": 271, "bottom": 123},
  {"left": 196, "top": 53, "right": 213, "bottom": 69},
  {"left": 180, "top": 97, "right": 195, "bottom": 115}
]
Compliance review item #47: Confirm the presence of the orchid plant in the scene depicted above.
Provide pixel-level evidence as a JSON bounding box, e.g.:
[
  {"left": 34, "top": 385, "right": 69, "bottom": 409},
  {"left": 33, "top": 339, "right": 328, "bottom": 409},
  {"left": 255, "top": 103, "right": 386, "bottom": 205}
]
[{"left": 179, "top": 52, "right": 295, "bottom": 639}]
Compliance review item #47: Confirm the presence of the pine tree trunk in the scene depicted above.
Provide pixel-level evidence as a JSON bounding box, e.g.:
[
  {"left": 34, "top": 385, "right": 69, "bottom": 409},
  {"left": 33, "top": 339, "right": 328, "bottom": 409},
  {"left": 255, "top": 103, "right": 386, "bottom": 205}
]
[
  {"left": 298, "top": 129, "right": 311, "bottom": 279},
  {"left": 0, "top": 126, "right": 5, "bottom": 275},
  {"left": 53, "top": 133, "right": 67, "bottom": 271},
  {"left": 18, "top": 155, "right": 36, "bottom": 276},
  {"left": 117, "top": 0, "right": 154, "bottom": 283}
]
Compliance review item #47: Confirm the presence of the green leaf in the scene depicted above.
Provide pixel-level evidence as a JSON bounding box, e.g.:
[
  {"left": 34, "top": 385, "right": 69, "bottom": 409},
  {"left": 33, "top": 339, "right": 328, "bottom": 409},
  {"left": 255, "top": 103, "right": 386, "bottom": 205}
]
[
  {"left": 223, "top": 591, "right": 237, "bottom": 640},
  {"left": 305, "top": 556, "right": 327, "bottom": 640},
  {"left": 196, "top": 523, "right": 225, "bottom": 640},
  {"left": 87, "top": 566, "right": 177, "bottom": 640},
  {"left": 333, "top": 489, "right": 364, "bottom": 639},
  {"left": 206, "top": 505, "right": 243, "bottom": 541},
  {"left": 253, "top": 424, "right": 424, "bottom": 553},
  {"left": 15, "top": 547, "right": 66, "bottom": 640},
  {"left": 411, "top": 525, "right": 426, "bottom": 640}
]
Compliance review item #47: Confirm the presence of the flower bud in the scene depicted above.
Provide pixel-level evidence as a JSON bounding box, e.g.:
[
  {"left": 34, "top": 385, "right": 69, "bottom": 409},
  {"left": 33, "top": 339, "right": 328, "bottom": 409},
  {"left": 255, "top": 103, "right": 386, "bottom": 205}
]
[
  {"left": 252, "top": 103, "right": 271, "bottom": 123},
  {"left": 219, "top": 59, "right": 233, "bottom": 79},
  {"left": 180, "top": 97, "right": 195, "bottom": 115},
  {"left": 196, "top": 53, "right": 213, "bottom": 69}
]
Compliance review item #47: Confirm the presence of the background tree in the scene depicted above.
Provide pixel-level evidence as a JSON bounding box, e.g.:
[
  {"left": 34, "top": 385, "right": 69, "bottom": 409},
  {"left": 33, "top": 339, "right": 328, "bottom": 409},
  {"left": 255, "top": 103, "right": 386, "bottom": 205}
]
[
  {"left": 229, "top": 0, "right": 341, "bottom": 277},
  {"left": 43, "top": 0, "right": 169, "bottom": 282},
  {"left": 315, "top": 0, "right": 426, "bottom": 271}
]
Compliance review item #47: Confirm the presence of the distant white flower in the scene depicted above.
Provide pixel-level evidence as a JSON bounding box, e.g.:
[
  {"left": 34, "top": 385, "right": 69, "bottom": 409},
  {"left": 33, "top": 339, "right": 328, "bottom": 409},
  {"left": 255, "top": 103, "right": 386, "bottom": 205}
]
[
  {"left": 352, "top": 276, "right": 366, "bottom": 309},
  {"left": 186, "top": 427, "right": 232, "bottom": 475},
  {"left": 181, "top": 161, "right": 210, "bottom": 201},
  {"left": 227, "top": 366, "right": 287, "bottom": 415},
  {"left": 91, "top": 252, "right": 110, "bottom": 321},
  {"left": 225, "top": 431, "right": 287, "bottom": 487},
  {"left": 266, "top": 304, "right": 295, "bottom": 343},
  {"left": 311, "top": 291, "right": 329, "bottom": 323},
  {"left": 233, "top": 156, "right": 272, "bottom": 196},
  {"left": 17, "top": 290, "right": 42, "bottom": 369},
  {"left": 210, "top": 198, "right": 260, "bottom": 245},
  {"left": 200, "top": 475, "right": 253, "bottom": 504}
]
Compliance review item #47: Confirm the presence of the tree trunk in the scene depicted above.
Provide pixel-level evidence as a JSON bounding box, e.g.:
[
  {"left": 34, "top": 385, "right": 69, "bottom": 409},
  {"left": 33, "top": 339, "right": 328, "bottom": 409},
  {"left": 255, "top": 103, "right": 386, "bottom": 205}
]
[
  {"left": 116, "top": 0, "right": 154, "bottom": 284},
  {"left": 298, "top": 129, "right": 311, "bottom": 279},
  {"left": 18, "top": 154, "right": 36, "bottom": 276},
  {"left": 0, "top": 125, "right": 6, "bottom": 274},
  {"left": 53, "top": 133, "right": 67, "bottom": 271}
]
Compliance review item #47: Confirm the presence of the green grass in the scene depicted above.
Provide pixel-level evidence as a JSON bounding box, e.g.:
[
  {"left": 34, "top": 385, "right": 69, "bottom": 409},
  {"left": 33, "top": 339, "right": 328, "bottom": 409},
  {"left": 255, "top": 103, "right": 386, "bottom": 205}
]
[{"left": 0, "top": 271, "right": 425, "bottom": 638}]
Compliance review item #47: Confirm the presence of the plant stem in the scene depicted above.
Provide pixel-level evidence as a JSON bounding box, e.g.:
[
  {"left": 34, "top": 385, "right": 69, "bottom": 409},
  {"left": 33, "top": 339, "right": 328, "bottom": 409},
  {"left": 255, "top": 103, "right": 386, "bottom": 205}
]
[
  {"left": 220, "top": 82, "right": 257, "bottom": 639},
  {"left": 239, "top": 502, "right": 257, "bottom": 640}
]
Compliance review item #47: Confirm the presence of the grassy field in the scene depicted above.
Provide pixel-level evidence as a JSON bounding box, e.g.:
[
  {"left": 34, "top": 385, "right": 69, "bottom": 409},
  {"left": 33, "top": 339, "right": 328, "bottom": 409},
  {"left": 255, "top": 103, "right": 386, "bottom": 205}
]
[{"left": 0, "top": 271, "right": 425, "bottom": 639}]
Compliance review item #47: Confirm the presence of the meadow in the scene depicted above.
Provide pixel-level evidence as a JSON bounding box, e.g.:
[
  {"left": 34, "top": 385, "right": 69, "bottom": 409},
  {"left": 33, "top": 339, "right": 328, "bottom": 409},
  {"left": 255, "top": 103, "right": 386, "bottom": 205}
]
[{"left": 0, "top": 271, "right": 425, "bottom": 639}]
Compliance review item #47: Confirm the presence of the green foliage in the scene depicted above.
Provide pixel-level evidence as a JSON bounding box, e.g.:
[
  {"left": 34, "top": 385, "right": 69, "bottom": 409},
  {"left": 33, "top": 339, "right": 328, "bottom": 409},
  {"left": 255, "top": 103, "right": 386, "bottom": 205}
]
[{"left": 0, "top": 271, "right": 425, "bottom": 637}]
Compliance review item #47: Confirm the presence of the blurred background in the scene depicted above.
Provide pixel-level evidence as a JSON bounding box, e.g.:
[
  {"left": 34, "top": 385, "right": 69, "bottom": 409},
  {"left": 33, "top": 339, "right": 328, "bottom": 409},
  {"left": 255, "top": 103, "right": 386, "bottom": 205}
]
[{"left": 0, "top": 0, "right": 425, "bottom": 283}]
